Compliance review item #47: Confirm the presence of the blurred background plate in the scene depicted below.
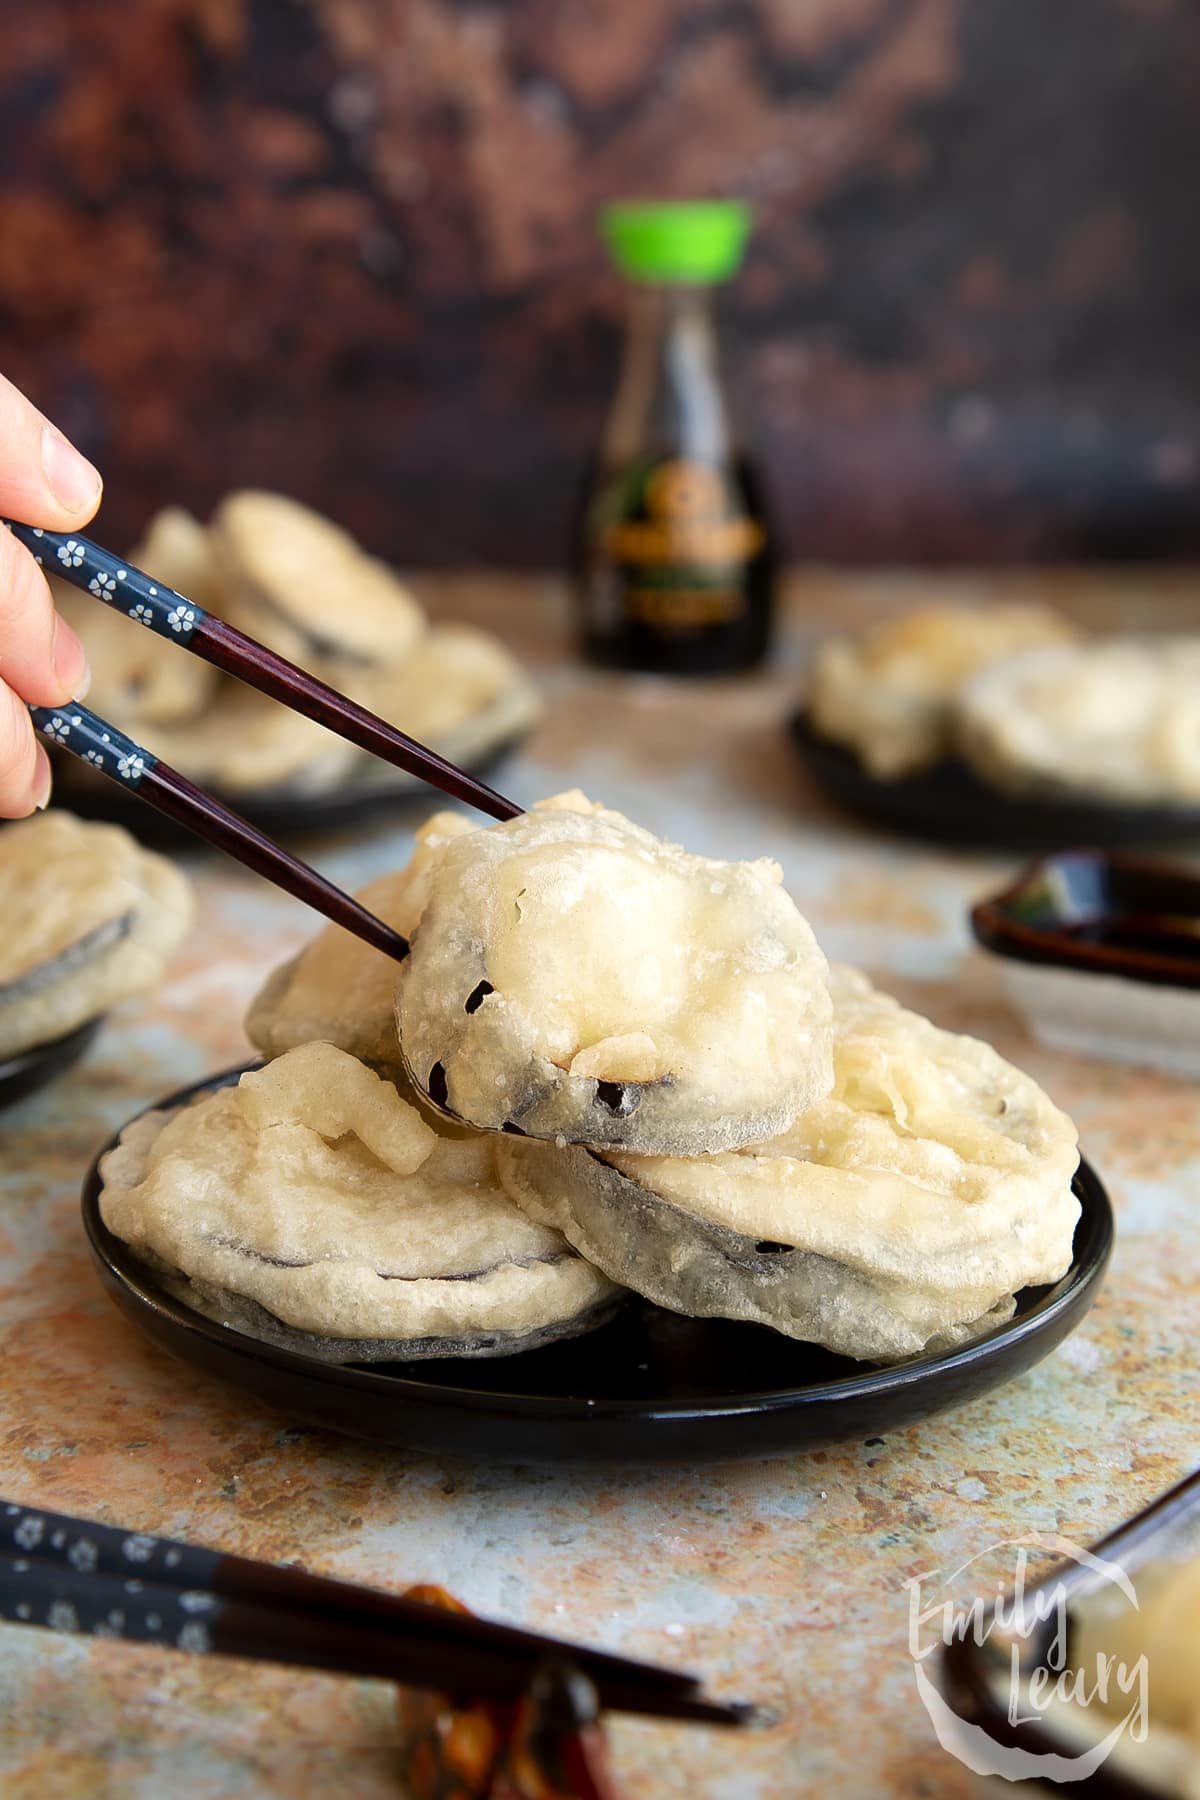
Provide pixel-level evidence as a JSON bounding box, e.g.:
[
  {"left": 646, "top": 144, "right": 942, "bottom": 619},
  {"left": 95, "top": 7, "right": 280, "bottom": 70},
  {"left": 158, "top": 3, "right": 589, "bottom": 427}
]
[
  {"left": 83, "top": 1067, "right": 1114, "bottom": 1466},
  {"left": 50, "top": 732, "right": 528, "bottom": 848},
  {"left": 0, "top": 1017, "right": 103, "bottom": 1114},
  {"left": 789, "top": 709, "right": 1200, "bottom": 851}
]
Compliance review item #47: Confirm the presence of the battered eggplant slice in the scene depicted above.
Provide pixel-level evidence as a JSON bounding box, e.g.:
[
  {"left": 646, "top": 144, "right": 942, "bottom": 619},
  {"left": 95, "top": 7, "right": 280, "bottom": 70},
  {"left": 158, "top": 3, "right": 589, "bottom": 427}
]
[
  {"left": 808, "top": 602, "right": 1076, "bottom": 779},
  {"left": 59, "top": 491, "right": 539, "bottom": 803},
  {"left": 395, "top": 793, "right": 835, "bottom": 1156},
  {"left": 497, "top": 967, "right": 1080, "bottom": 1362},
  {"left": 136, "top": 680, "right": 361, "bottom": 795},
  {"left": 957, "top": 636, "right": 1200, "bottom": 803},
  {"left": 0, "top": 812, "right": 193, "bottom": 1059},
  {"left": 1070, "top": 1556, "right": 1200, "bottom": 1753},
  {"left": 246, "top": 811, "right": 479, "bottom": 1067},
  {"left": 211, "top": 490, "right": 425, "bottom": 669},
  {"left": 99, "top": 1042, "right": 624, "bottom": 1363},
  {"left": 344, "top": 624, "right": 543, "bottom": 775}
]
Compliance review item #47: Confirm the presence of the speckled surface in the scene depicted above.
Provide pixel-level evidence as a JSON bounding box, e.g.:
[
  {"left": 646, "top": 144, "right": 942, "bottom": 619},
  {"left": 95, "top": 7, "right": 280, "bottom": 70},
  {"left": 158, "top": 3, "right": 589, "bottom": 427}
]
[{"left": 1, "top": 572, "right": 1197, "bottom": 1797}]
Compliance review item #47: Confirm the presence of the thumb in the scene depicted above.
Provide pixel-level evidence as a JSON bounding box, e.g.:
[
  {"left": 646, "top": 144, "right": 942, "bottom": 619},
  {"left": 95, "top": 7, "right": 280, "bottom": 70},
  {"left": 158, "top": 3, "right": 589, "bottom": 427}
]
[{"left": 0, "top": 371, "right": 103, "bottom": 530}]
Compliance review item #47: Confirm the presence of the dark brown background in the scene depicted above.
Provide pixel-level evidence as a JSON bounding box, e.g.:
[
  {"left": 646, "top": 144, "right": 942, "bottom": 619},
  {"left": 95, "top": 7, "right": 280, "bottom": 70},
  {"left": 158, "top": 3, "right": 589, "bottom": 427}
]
[{"left": 2, "top": 0, "right": 1198, "bottom": 566}]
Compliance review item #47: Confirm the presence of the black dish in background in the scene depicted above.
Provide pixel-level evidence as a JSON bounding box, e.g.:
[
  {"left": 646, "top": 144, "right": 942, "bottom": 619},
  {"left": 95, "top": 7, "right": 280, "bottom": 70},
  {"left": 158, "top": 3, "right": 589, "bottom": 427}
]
[
  {"left": 940, "top": 1466, "right": 1200, "bottom": 1798},
  {"left": 0, "top": 1017, "right": 103, "bottom": 1113},
  {"left": 83, "top": 1066, "right": 1114, "bottom": 1466},
  {"left": 972, "top": 847, "right": 1200, "bottom": 990},
  {"left": 789, "top": 709, "right": 1200, "bottom": 851},
  {"left": 52, "top": 733, "right": 526, "bottom": 850}
]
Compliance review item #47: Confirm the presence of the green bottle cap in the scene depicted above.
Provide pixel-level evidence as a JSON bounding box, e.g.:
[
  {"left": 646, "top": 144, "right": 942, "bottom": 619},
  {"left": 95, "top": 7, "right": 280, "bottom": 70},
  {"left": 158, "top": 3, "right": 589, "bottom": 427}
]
[{"left": 600, "top": 200, "right": 751, "bottom": 284}]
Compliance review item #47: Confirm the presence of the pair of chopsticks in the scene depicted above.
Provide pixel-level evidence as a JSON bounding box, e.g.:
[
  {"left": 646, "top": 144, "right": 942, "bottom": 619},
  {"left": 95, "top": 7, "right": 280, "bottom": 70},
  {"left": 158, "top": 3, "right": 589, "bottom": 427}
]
[
  {"left": 7, "top": 517, "right": 525, "bottom": 963},
  {"left": 0, "top": 1496, "right": 751, "bottom": 1726}
]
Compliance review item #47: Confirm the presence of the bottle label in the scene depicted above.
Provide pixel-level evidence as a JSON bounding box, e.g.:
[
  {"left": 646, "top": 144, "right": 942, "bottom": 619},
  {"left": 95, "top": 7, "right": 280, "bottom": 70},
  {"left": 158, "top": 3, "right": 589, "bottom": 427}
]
[
  {"left": 603, "top": 459, "right": 764, "bottom": 565},
  {"left": 586, "top": 457, "right": 773, "bottom": 669}
]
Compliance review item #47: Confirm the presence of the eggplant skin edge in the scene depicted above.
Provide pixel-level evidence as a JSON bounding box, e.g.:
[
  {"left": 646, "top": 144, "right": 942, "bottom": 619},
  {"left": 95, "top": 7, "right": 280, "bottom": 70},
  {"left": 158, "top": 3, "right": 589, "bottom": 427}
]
[
  {"left": 0, "top": 911, "right": 135, "bottom": 1007},
  {"left": 496, "top": 1138, "right": 1021, "bottom": 1365},
  {"left": 145, "top": 1259, "right": 629, "bottom": 1365}
]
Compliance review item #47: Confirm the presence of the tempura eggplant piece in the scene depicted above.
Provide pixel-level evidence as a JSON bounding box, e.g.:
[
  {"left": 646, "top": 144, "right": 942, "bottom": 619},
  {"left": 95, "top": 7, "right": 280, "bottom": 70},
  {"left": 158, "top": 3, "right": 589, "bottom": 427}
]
[
  {"left": 99, "top": 1042, "right": 624, "bottom": 1363},
  {"left": 395, "top": 794, "right": 834, "bottom": 1157},
  {"left": 498, "top": 968, "right": 1080, "bottom": 1362},
  {"left": 0, "top": 811, "right": 192, "bottom": 1060}
]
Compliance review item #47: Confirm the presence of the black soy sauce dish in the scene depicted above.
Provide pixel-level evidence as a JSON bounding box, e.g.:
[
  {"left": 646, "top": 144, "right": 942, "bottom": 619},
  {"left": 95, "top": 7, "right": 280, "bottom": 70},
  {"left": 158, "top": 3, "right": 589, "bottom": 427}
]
[
  {"left": 971, "top": 849, "right": 1200, "bottom": 1078},
  {"left": 939, "top": 1466, "right": 1200, "bottom": 1799},
  {"left": 789, "top": 709, "right": 1200, "bottom": 852},
  {"left": 82, "top": 1067, "right": 1114, "bottom": 1466},
  {"left": 0, "top": 1017, "right": 103, "bottom": 1113}
]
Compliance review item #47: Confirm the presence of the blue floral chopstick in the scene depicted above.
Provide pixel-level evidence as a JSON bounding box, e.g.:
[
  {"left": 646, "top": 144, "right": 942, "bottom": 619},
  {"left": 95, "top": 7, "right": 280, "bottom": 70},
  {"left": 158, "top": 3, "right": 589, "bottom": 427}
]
[
  {"left": 20, "top": 521, "right": 202, "bottom": 642},
  {"left": 0, "top": 1496, "right": 739, "bottom": 1721},
  {"left": 0, "top": 1496, "right": 700, "bottom": 1697},
  {"left": 30, "top": 700, "right": 153, "bottom": 788},
  {"left": 29, "top": 695, "right": 411, "bottom": 962},
  {"left": 5, "top": 516, "right": 520, "bottom": 823}
]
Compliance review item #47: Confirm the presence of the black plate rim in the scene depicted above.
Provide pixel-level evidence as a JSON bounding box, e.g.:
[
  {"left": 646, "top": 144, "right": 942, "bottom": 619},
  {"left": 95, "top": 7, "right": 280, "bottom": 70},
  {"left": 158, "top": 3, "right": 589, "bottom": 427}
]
[
  {"left": 81, "top": 1064, "right": 1114, "bottom": 1428},
  {"left": 789, "top": 706, "right": 1200, "bottom": 847},
  {"left": 0, "top": 1015, "right": 104, "bottom": 1109},
  {"left": 54, "top": 728, "right": 528, "bottom": 842}
]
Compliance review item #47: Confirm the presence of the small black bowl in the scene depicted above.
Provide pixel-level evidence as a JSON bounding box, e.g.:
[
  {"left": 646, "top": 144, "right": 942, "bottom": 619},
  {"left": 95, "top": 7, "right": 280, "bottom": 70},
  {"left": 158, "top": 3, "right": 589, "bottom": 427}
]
[
  {"left": 970, "top": 849, "right": 1200, "bottom": 1076},
  {"left": 0, "top": 1016, "right": 103, "bottom": 1113},
  {"left": 789, "top": 709, "right": 1200, "bottom": 851},
  {"left": 940, "top": 1466, "right": 1200, "bottom": 1796},
  {"left": 82, "top": 1067, "right": 1114, "bottom": 1465},
  {"left": 972, "top": 847, "right": 1200, "bottom": 990}
]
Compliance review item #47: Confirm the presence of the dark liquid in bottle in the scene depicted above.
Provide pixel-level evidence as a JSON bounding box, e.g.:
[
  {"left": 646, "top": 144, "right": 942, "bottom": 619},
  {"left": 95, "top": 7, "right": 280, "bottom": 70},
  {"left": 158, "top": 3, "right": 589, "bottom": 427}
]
[{"left": 575, "top": 452, "right": 773, "bottom": 676}]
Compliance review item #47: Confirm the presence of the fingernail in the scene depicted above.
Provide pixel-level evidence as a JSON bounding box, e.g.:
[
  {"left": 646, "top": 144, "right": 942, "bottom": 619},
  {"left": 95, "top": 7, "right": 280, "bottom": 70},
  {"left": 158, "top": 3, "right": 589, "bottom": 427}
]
[
  {"left": 31, "top": 745, "right": 52, "bottom": 812},
  {"left": 52, "top": 613, "right": 90, "bottom": 696},
  {"left": 41, "top": 425, "right": 103, "bottom": 516}
]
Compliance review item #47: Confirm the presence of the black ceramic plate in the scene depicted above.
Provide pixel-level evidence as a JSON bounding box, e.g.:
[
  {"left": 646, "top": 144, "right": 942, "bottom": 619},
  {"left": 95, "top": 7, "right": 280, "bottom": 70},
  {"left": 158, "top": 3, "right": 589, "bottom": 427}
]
[
  {"left": 790, "top": 709, "right": 1200, "bottom": 850},
  {"left": 0, "top": 1016, "right": 103, "bottom": 1113},
  {"left": 53, "top": 733, "right": 525, "bottom": 848},
  {"left": 82, "top": 1067, "right": 1114, "bottom": 1466}
]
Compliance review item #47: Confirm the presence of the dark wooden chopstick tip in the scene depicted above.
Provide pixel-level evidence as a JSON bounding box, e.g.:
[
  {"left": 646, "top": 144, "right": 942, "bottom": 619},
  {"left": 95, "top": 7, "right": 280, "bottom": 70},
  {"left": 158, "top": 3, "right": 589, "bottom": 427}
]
[
  {"left": 636, "top": 1693, "right": 760, "bottom": 1729},
  {"left": 197, "top": 614, "right": 523, "bottom": 822},
  {"left": 141, "top": 763, "right": 411, "bottom": 963},
  {"left": 722, "top": 1699, "right": 767, "bottom": 1728}
]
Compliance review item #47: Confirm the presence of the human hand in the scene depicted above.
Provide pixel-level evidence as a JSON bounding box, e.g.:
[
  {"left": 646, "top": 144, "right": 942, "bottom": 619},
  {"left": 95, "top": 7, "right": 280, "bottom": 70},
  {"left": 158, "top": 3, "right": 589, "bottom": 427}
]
[{"left": 0, "top": 372, "right": 100, "bottom": 817}]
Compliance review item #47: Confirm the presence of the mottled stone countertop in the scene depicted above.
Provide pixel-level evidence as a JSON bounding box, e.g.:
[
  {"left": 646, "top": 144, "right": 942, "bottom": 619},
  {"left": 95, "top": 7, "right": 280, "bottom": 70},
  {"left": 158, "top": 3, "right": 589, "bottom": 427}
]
[{"left": 1, "top": 570, "right": 1197, "bottom": 1798}]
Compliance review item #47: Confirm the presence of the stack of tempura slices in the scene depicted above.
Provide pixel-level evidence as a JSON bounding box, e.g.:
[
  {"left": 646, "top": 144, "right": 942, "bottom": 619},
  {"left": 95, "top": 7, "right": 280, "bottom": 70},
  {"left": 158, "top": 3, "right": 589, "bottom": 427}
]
[
  {"left": 807, "top": 602, "right": 1079, "bottom": 781},
  {"left": 1, "top": 811, "right": 193, "bottom": 1061},
  {"left": 807, "top": 599, "right": 1200, "bottom": 808},
  {"left": 52, "top": 495, "right": 541, "bottom": 798},
  {"left": 99, "top": 794, "right": 1082, "bottom": 1366},
  {"left": 99, "top": 1041, "right": 624, "bottom": 1363}
]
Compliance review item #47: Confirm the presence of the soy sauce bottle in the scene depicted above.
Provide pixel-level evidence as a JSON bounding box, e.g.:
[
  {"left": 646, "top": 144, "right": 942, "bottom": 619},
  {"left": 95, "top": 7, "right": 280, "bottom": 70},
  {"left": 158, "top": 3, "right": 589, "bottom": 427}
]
[{"left": 575, "top": 201, "right": 774, "bottom": 675}]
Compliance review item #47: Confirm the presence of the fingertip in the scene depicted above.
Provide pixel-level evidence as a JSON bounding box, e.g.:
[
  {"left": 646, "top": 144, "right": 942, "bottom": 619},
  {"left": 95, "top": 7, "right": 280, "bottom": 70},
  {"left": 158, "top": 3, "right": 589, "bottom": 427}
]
[
  {"left": 30, "top": 742, "right": 52, "bottom": 811},
  {"left": 0, "top": 688, "right": 44, "bottom": 819},
  {"left": 41, "top": 425, "right": 103, "bottom": 521},
  {"left": 51, "top": 613, "right": 90, "bottom": 700}
]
